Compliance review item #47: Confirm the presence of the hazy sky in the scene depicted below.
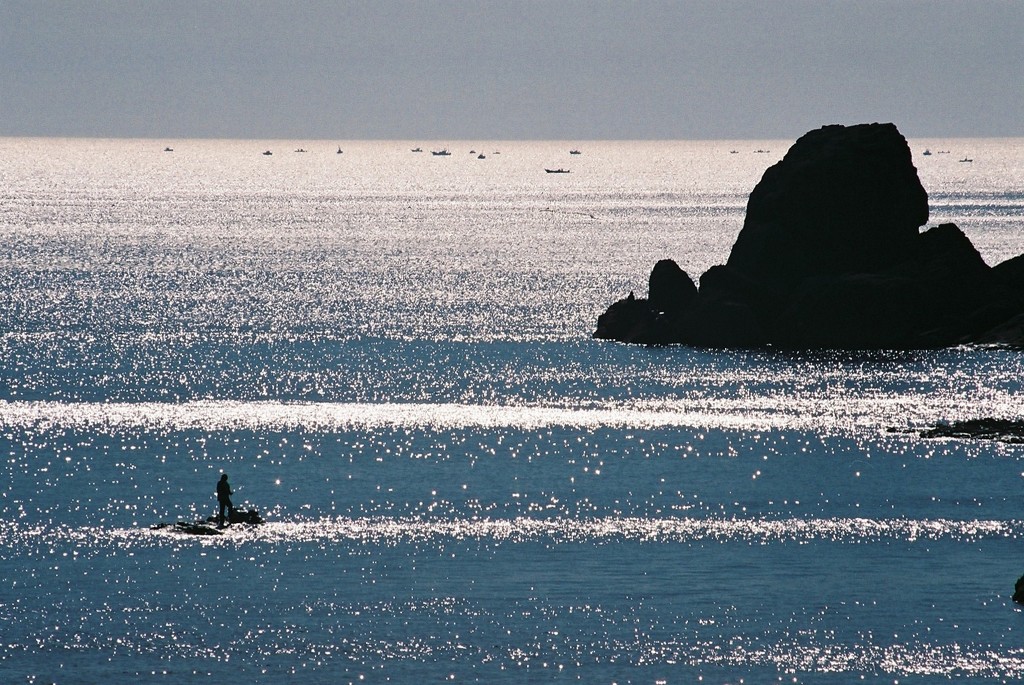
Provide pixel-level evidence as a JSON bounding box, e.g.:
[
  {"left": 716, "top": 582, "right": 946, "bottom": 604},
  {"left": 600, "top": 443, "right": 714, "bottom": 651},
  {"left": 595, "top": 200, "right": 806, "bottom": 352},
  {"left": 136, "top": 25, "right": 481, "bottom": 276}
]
[{"left": 2, "top": 0, "right": 1021, "bottom": 140}]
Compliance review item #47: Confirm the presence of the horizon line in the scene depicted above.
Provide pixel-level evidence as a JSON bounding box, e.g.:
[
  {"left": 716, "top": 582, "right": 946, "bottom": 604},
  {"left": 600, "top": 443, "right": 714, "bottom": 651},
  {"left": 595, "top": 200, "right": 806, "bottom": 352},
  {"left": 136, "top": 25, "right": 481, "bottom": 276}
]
[{"left": 2, "top": 133, "right": 1021, "bottom": 143}]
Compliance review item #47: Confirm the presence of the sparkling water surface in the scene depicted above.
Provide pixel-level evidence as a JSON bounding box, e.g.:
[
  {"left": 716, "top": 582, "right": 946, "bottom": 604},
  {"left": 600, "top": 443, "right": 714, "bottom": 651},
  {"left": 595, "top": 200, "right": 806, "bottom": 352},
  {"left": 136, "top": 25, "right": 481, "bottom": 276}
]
[{"left": 1, "top": 137, "right": 1024, "bottom": 683}]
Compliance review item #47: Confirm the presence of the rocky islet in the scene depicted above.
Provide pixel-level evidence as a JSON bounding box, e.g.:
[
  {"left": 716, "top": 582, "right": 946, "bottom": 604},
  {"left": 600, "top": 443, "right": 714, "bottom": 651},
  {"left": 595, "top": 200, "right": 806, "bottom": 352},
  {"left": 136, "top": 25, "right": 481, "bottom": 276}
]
[{"left": 595, "top": 123, "right": 1024, "bottom": 349}]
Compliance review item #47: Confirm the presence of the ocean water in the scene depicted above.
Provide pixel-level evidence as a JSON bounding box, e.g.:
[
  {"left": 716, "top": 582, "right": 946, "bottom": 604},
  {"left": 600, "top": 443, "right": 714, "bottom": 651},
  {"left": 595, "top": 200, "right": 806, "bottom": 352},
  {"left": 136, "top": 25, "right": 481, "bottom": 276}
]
[{"left": 1, "top": 137, "right": 1023, "bottom": 684}]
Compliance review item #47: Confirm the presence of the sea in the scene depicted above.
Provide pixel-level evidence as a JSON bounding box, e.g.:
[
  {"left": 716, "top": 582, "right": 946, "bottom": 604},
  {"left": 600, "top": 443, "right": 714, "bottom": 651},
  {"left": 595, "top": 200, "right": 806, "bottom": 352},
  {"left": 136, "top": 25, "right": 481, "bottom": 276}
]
[{"left": 1, "top": 137, "right": 1023, "bottom": 684}]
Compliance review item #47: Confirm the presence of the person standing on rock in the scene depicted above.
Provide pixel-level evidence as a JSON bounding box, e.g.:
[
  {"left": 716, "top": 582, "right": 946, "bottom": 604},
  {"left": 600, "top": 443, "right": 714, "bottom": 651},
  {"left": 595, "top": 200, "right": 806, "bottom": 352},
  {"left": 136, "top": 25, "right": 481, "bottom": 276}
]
[{"left": 216, "top": 473, "right": 234, "bottom": 527}]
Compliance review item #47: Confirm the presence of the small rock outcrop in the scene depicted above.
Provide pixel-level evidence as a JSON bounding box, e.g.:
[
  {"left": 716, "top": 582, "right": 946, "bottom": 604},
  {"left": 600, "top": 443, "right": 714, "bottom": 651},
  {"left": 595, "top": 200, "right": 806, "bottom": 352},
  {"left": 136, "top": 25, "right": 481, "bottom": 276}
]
[
  {"left": 151, "top": 521, "right": 223, "bottom": 535},
  {"left": 920, "top": 419, "right": 1024, "bottom": 443},
  {"left": 151, "top": 508, "right": 265, "bottom": 536},
  {"left": 595, "top": 123, "right": 1024, "bottom": 349},
  {"left": 649, "top": 258, "right": 698, "bottom": 314},
  {"left": 222, "top": 508, "right": 265, "bottom": 525}
]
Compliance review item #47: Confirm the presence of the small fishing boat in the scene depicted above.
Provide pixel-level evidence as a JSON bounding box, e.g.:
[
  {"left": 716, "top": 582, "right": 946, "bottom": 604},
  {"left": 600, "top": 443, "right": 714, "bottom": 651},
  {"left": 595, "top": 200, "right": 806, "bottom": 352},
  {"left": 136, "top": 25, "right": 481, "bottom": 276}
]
[
  {"left": 337, "top": 146, "right": 344, "bottom": 154},
  {"left": 960, "top": 157, "right": 973, "bottom": 163},
  {"left": 432, "top": 149, "right": 451, "bottom": 156},
  {"left": 262, "top": 150, "right": 272, "bottom": 156},
  {"left": 411, "top": 147, "right": 423, "bottom": 152},
  {"left": 477, "top": 153, "right": 486, "bottom": 159},
  {"left": 922, "top": 149, "right": 932, "bottom": 156},
  {"left": 545, "top": 168, "right": 570, "bottom": 174},
  {"left": 569, "top": 149, "right": 581, "bottom": 155},
  {"left": 163, "top": 147, "right": 173, "bottom": 152}
]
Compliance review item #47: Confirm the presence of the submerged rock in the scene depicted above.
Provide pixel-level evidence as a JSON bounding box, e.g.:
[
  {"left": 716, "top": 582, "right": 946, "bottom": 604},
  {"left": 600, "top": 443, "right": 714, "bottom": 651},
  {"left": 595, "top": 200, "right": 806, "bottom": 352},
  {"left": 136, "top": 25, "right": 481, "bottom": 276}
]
[
  {"left": 919, "top": 418, "right": 1024, "bottom": 443},
  {"left": 595, "top": 123, "right": 1024, "bottom": 349}
]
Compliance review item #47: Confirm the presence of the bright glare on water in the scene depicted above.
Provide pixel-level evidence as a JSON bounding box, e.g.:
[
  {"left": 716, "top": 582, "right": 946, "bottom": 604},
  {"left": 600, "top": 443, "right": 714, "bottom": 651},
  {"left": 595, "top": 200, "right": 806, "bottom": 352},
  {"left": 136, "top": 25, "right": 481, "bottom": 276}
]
[{"left": 1, "top": 137, "right": 1024, "bottom": 683}]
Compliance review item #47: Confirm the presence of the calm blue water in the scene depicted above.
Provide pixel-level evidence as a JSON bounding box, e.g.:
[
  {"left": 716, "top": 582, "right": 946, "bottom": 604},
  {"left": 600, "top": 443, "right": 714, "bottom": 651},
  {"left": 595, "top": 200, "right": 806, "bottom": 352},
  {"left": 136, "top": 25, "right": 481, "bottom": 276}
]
[{"left": 2, "top": 138, "right": 1024, "bottom": 684}]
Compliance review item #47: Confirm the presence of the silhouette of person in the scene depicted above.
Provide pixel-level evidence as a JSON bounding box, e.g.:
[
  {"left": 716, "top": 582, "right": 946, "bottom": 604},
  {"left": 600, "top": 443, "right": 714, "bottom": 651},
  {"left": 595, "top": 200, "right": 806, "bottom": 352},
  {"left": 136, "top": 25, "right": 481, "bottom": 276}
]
[{"left": 216, "top": 473, "right": 234, "bottom": 527}]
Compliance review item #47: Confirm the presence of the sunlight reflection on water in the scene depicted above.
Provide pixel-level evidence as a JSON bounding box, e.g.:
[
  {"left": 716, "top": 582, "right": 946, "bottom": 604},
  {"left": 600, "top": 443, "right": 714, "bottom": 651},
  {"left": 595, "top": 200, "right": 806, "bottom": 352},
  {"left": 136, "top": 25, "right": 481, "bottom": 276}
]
[
  {"left": 2, "top": 393, "right": 1024, "bottom": 436},
  {"left": 2, "top": 515, "right": 1024, "bottom": 683},
  {"left": 3, "top": 138, "right": 1024, "bottom": 684},
  {"left": 4, "top": 515, "right": 1019, "bottom": 548}
]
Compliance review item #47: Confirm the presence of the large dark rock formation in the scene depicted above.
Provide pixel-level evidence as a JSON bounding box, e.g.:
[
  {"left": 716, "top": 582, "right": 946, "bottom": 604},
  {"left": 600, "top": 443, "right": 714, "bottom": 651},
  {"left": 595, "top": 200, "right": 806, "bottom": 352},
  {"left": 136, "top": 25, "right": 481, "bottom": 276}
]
[{"left": 595, "top": 123, "right": 1024, "bottom": 349}]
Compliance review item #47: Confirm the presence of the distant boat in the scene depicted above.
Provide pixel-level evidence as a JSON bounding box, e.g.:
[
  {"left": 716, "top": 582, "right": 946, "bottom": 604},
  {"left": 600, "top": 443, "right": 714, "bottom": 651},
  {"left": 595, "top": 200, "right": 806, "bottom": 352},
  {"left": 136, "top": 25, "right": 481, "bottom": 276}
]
[
  {"left": 545, "top": 168, "right": 570, "bottom": 174},
  {"left": 477, "top": 153, "right": 486, "bottom": 159},
  {"left": 295, "top": 148, "right": 307, "bottom": 153},
  {"left": 411, "top": 147, "right": 423, "bottom": 152},
  {"left": 337, "top": 146, "right": 343, "bottom": 154},
  {"left": 262, "top": 150, "right": 272, "bottom": 156},
  {"left": 569, "top": 149, "right": 581, "bottom": 155},
  {"left": 163, "top": 147, "right": 173, "bottom": 152},
  {"left": 432, "top": 149, "right": 451, "bottom": 156},
  {"left": 729, "top": 150, "right": 738, "bottom": 154},
  {"left": 960, "top": 157, "right": 973, "bottom": 163},
  {"left": 922, "top": 149, "right": 932, "bottom": 156},
  {"left": 753, "top": 149, "right": 770, "bottom": 154}
]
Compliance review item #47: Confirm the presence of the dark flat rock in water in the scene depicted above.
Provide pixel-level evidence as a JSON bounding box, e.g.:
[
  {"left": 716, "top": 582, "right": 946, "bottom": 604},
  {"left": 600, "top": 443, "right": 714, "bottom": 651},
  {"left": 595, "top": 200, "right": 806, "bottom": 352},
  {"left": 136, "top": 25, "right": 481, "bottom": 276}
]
[
  {"left": 595, "top": 122, "right": 1024, "bottom": 349},
  {"left": 919, "top": 418, "right": 1024, "bottom": 443},
  {"left": 151, "top": 521, "right": 223, "bottom": 535},
  {"left": 214, "top": 508, "right": 265, "bottom": 525},
  {"left": 151, "top": 508, "right": 265, "bottom": 535}
]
